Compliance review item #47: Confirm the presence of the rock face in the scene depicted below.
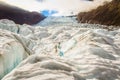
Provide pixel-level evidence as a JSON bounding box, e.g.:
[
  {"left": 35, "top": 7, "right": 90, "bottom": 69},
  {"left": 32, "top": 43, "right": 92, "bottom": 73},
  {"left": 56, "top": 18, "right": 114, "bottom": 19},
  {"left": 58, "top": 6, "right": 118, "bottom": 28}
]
[
  {"left": 1, "top": 18, "right": 120, "bottom": 80},
  {"left": 0, "top": 1, "right": 45, "bottom": 25},
  {"left": 77, "top": 0, "right": 120, "bottom": 26}
]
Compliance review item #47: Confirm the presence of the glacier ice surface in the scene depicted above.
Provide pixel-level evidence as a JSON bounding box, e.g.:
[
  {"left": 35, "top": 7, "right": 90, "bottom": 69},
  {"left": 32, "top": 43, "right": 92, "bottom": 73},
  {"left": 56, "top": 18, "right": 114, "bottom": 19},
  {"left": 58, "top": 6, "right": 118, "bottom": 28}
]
[{"left": 0, "top": 18, "right": 120, "bottom": 80}]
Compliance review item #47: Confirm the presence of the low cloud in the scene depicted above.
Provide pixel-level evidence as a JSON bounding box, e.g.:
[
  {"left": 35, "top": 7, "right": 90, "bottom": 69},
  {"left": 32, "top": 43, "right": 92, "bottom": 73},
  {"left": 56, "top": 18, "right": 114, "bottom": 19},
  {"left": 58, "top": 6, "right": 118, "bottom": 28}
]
[{"left": 2, "top": 0, "right": 112, "bottom": 16}]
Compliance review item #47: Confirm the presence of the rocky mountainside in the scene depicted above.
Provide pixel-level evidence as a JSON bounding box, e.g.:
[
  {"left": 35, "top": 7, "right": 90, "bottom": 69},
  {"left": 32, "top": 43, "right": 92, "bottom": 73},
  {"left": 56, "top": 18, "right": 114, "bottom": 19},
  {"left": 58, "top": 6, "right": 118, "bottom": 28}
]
[
  {"left": 77, "top": 0, "right": 120, "bottom": 26},
  {"left": 0, "top": 1, "right": 45, "bottom": 25},
  {"left": 0, "top": 17, "right": 120, "bottom": 80}
]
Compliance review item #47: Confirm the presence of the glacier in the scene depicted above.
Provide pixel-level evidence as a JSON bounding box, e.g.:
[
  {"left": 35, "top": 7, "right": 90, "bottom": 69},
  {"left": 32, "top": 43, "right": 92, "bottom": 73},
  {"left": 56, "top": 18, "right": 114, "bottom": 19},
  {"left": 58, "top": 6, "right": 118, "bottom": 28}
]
[{"left": 0, "top": 17, "right": 120, "bottom": 80}]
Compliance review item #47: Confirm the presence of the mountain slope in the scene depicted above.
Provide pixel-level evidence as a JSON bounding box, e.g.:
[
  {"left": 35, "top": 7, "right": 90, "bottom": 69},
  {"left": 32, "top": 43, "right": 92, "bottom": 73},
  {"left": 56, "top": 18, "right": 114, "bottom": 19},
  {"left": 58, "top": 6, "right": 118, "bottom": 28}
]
[
  {"left": 77, "top": 0, "right": 120, "bottom": 26},
  {"left": 0, "top": 1, "right": 45, "bottom": 25}
]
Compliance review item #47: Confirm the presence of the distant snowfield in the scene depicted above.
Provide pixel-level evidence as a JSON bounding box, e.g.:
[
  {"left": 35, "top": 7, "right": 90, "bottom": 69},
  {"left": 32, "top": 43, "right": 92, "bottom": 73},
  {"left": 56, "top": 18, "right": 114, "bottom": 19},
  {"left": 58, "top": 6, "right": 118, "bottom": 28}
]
[{"left": 2, "top": 0, "right": 112, "bottom": 16}]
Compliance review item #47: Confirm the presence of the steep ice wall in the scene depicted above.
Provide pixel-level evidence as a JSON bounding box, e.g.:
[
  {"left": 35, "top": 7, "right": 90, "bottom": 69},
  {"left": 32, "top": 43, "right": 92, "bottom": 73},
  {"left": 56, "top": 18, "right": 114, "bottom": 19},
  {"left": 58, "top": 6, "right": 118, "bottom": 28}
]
[
  {"left": 0, "top": 19, "right": 37, "bottom": 54},
  {"left": 0, "top": 19, "right": 38, "bottom": 79},
  {"left": 0, "top": 29, "right": 30, "bottom": 79}
]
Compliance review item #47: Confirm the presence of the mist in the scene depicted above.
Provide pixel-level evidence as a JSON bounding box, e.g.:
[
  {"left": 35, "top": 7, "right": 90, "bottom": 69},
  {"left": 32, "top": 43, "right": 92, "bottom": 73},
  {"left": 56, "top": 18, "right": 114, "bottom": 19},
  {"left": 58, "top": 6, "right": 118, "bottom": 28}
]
[{"left": 1, "top": 0, "right": 112, "bottom": 16}]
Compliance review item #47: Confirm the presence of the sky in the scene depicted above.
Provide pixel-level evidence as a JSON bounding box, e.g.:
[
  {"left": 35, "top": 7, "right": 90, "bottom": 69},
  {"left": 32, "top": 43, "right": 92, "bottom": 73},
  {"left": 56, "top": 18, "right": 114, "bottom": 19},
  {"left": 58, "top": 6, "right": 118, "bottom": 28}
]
[{"left": 1, "top": 0, "right": 112, "bottom": 16}]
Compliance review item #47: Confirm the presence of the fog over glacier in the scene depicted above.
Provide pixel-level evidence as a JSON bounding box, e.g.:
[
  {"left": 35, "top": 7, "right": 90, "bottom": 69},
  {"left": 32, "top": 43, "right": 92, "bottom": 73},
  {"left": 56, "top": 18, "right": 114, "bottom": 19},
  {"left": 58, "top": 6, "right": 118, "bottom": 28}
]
[{"left": 2, "top": 0, "right": 111, "bottom": 16}]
